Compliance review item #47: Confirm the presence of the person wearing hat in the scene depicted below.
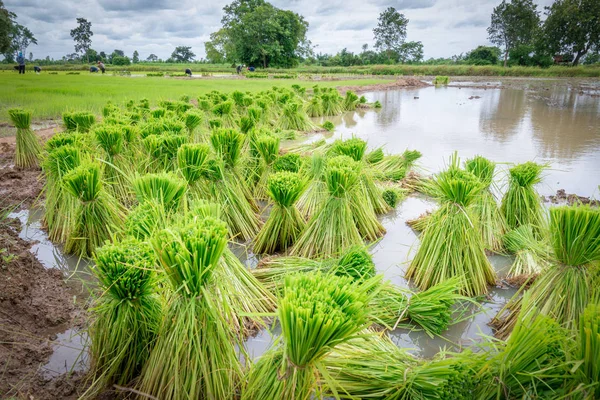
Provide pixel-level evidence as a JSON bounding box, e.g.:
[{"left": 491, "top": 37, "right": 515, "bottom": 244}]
[
  {"left": 185, "top": 68, "right": 192, "bottom": 77},
  {"left": 97, "top": 61, "right": 106, "bottom": 74},
  {"left": 16, "top": 52, "right": 26, "bottom": 74}
]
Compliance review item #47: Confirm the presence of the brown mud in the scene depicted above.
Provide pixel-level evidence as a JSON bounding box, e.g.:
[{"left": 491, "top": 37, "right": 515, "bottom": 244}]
[
  {"left": 337, "top": 77, "right": 429, "bottom": 94},
  {"left": 544, "top": 189, "right": 600, "bottom": 207}
]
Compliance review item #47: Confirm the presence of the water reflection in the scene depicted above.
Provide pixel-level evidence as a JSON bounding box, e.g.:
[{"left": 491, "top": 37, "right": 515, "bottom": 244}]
[{"left": 479, "top": 89, "right": 526, "bottom": 142}]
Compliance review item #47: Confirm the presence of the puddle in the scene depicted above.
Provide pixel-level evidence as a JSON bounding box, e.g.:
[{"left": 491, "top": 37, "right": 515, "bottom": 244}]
[{"left": 40, "top": 329, "right": 89, "bottom": 379}]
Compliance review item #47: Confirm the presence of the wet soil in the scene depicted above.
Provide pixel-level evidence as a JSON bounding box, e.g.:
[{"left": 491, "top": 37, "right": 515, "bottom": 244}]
[
  {"left": 337, "top": 77, "right": 429, "bottom": 94},
  {"left": 544, "top": 189, "right": 600, "bottom": 207},
  {"left": 0, "top": 220, "right": 83, "bottom": 399}
]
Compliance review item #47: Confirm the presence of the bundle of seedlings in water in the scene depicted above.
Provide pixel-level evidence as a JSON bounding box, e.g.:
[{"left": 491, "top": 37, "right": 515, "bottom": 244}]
[
  {"left": 321, "top": 120, "right": 335, "bottom": 132},
  {"left": 292, "top": 156, "right": 363, "bottom": 258},
  {"left": 306, "top": 96, "right": 323, "bottom": 117},
  {"left": 573, "top": 303, "right": 600, "bottom": 398},
  {"left": 273, "top": 153, "right": 302, "bottom": 173},
  {"left": 70, "top": 111, "right": 96, "bottom": 132},
  {"left": 42, "top": 145, "right": 82, "bottom": 243},
  {"left": 323, "top": 333, "right": 483, "bottom": 399},
  {"left": 343, "top": 90, "right": 360, "bottom": 111},
  {"left": 8, "top": 108, "right": 41, "bottom": 168},
  {"left": 63, "top": 162, "right": 123, "bottom": 257},
  {"left": 139, "top": 217, "right": 243, "bottom": 399},
  {"left": 465, "top": 155, "right": 507, "bottom": 252},
  {"left": 85, "top": 238, "right": 161, "bottom": 397},
  {"left": 132, "top": 172, "right": 186, "bottom": 212},
  {"left": 366, "top": 147, "right": 384, "bottom": 164},
  {"left": 495, "top": 205, "right": 600, "bottom": 337},
  {"left": 500, "top": 161, "right": 546, "bottom": 235},
  {"left": 143, "top": 133, "right": 188, "bottom": 171},
  {"left": 176, "top": 143, "right": 210, "bottom": 190},
  {"left": 406, "top": 166, "right": 496, "bottom": 296},
  {"left": 242, "top": 272, "right": 379, "bottom": 400},
  {"left": 296, "top": 153, "right": 328, "bottom": 219},
  {"left": 478, "top": 305, "right": 573, "bottom": 399},
  {"left": 124, "top": 200, "right": 168, "bottom": 241},
  {"left": 369, "top": 277, "right": 468, "bottom": 336},
  {"left": 406, "top": 211, "right": 432, "bottom": 233},
  {"left": 277, "top": 102, "right": 314, "bottom": 131},
  {"left": 321, "top": 91, "right": 343, "bottom": 116},
  {"left": 254, "top": 172, "right": 306, "bottom": 254},
  {"left": 503, "top": 224, "right": 549, "bottom": 279},
  {"left": 93, "top": 125, "right": 133, "bottom": 204},
  {"left": 253, "top": 135, "right": 280, "bottom": 200},
  {"left": 433, "top": 76, "right": 450, "bottom": 85}
]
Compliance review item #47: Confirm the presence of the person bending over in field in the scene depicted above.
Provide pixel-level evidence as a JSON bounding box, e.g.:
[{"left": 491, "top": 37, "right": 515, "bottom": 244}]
[
  {"left": 16, "top": 52, "right": 26, "bottom": 74},
  {"left": 90, "top": 66, "right": 99, "bottom": 73},
  {"left": 97, "top": 61, "right": 106, "bottom": 74},
  {"left": 34, "top": 66, "right": 41, "bottom": 74},
  {"left": 185, "top": 68, "right": 192, "bottom": 77}
]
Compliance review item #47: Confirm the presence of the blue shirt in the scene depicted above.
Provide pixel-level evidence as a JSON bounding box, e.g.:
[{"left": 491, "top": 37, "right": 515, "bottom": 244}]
[{"left": 17, "top": 55, "right": 25, "bottom": 66}]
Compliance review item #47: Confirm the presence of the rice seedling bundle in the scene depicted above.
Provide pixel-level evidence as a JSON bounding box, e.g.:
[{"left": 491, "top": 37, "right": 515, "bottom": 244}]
[
  {"left": 370, "top": 277, "right": 466, "bottom": 336},
  {"left": 247, "top": 106, "right": 262, "bottom": 123},
  {"left": 212, "top": 100, "right": 237, "bottom": 128},
  {"left": 366, "top": 147, "right": 384, "bottom": 164},
  {"left": 433, "top": 76, "right": 450, "bottom": 85},
  {"left": 330, "top": 245, "right": 376, "bottom": 282},
  {"left": 503, "top": 224, "right": 549, "bottom": 278},
  {"left": 500, "top": 161, "right": 546, "bottom": 233},
  {"left": 198, "top": 99, "right": 211, "bottom": 111},
  {"left": 382, "top": 188, "right": 404, "bottom": 208},
  {"left": 140, "top": 217, "right": 243, "bottom": 400},
  {"left": 254, "top": 172, "right": 306, "bottom": 254},
  {"left": 296, "top": 153, "right": 328, "bottom": 219},
  {"left": 343, "top": 90, "right": 360, "bottom": 111},
  {"left": 292, "top": 156, "right": 363, "bottom": 258},
  {"left": 62, "top": 112, "right": 78, "bottom": 131},
  {"left": 124, "top": 200, "right": 168, "bottom": 240},
  {"left": 8, "top": 108, "right": 41, "bottom": 168},
  {"left": 406, "top": 168, "right": 495, "bottom": 296},
  {"left": 238, "top": 115, "right": 255, "bottom": 134},
  {"left": 496, "top": 205, "right": 600, "bottom": 336},
  {"left": 243, "top": 273, "right": 377, "bottom": 400},
  {"left": 150, "top": 108, "right": 166, "bottom": 119},
  {"left": 142, "top": 133, "right": 188, "bottom": 171},
  {"left": 94, "top": 125, "right": 124, "bottom": 159},
  {"left": 278, "top": 102, "right": 314, "bottom": 131},
  {"left": 574, "top": 303, "right": 600, "bottom": 398},
  {"left": 86, "top": 238, "right": 161, "bottom": 395},
  {"left": 465, "top": 156, "right": 507, "bottom": 252},
  {"left": 273, "top": 153, "right": 302, "bottom": 173},
  {"left": 478, "top": 305, "right": 573, "bottom": 399},
  {"left": 42, "top": 145, "right": 82, "bottom": 243},
  {"left": 102, "top": 102, "right": 120, "bottom": 118},
  {"left": 373, "top": 100, "right": 382, "bottom": 108},
  {"left": 44, "top": 132, "right": 85, "bottom": 152},
  {"left": 359, "top": 95, "right": 367, "bottom": 104},
  {"left": 321, "top": 120, "right": 335, "bottom": 132},
  {"left": 253, "top": 135, "right": 280, "bottom": 200},
  {"left": 132, "top": 172, "right": 186, "bottom": 212},
  {"left": 139, "top": 118, "right": 186, "bottom": 139},
  {"left": 306, "top": 96, "right": 323, "bottom": 117},
  {"left": 208, "top": 118, "right": 222, "bottom": 129},
  {"left": 183, "top": 109, "right": 203, "bottom": 135},
  {"left": 70, "top": 111, "right": 96, "bottom": 132},
  {"left": 210, "top": 128, "right": 245, "bottom": 169},
  {"left": 176, "top": 143, "right": 210, "bottom": 187},
  {"left": 321, "top": 92, "right": 344, "bottom": 116},
  {"left": 63, "top": 163, "right": 123, "bottom": 257}
]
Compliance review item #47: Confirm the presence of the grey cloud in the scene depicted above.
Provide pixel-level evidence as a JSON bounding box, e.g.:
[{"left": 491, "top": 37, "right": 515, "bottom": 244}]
[
  {"left": 336, "top": 20, "right": 373, "bottom": 31},
  {"left": 452, "top": 19, "right": 488, "bottom": 29},
  {"left": 369, "top": 0, "right": 437, "bottom": 9},
  {"left": 98, "top": 0, "right": 179, "bottom": 11}
]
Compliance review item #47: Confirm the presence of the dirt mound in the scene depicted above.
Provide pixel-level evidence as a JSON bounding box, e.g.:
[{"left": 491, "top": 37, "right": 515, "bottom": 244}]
[
  {"left": 0, "top": 221, "right": 81, "bottom": 399},
  {"left": 338, "top": 77, "right": 429, "bottom": 94}
]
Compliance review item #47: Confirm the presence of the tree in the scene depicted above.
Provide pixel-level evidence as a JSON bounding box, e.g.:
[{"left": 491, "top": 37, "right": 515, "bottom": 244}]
[
  {"left": 205, "top": 29, "right": 228, "bottom": 63},
  {"left": 487, "top": 0, "right": 540, "bottom": 67},
  {"left": 146, "top": 53, "right": 158, "bottom": 62},
  {"left": 112, "top": 55, "right": 130, "bottom": 66},
  {"left": 99, "top": 51, "right": 107, "bottom": 61},
  {"left": 543, "top": 0, "right": 600, "bottom": 66},
  {"left": 373, "top": 7, "right": 409, "bottom": 62},
  {"left": 0, "top": 1, "right": 16, "bottom": 54},
  {"left": 398, "top": 41, "right": 424, "bottom": 63},
  {"left": 132, "top": 50, "right": 139, "bottom": 63},
  {"left": 170, "top": 46, "right": 195, "bottom": 62},
  {"left": 70, "top": 18, "right": 93, "bottom": 63},
  {"left": 85, "top": 48, "right": 98, "bottom": 62},
  {"left": 466, "top": 45, "right": 501, "bottom": 65},
  {"left": 28, "top": 51, "right": 32, "bottom": 61}
]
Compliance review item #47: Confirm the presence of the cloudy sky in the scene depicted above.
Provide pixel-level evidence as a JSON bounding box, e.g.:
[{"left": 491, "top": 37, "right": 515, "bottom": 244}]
[{"left": 5, "top": 0, "right": 554, "bottom": 61}]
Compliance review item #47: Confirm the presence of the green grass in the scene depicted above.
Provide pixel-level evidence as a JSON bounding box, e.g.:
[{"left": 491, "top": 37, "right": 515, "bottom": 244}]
[{"left": 0, "top": 73, "right": 393, "bottom": 125}]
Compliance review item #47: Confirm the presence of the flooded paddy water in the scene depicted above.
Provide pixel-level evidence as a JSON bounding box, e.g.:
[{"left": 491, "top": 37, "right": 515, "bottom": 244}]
[{"left": 11, "top": 78, "right": 600, "bottom": 379}]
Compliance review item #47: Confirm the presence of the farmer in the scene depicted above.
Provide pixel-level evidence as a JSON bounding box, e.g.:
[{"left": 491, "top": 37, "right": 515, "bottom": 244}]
[
  {"left": 16, "top": 52, "right": 25, "bottom": 74},
  {"left": 90, "top": 66, "right": 99, "bottom": 73},
  {"left": 248, "top": 66, "right": 255, "bottom": 72},
  {"left": 236, "top": 64, "right": 242, "bottom": 74},
  {"left": 185, "top": 68, "right": 192, "bottom": 77},
  {"left": 97, "top": 61, "right": 106, "bottom": 74},
  {"left": 34, "top": 66, "right": 41, "bottom": 74}
]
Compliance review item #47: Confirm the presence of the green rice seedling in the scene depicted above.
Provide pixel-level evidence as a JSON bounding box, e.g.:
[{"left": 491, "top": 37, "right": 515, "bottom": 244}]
[
  {"left": 183, "top": 109, "right": 203, "bottom": 136},
  {"left": 406, "top": 211, "right": 432, "bottom": 233},
  {"left": 320, "top": 91, "right": 344, "bottom": 116},
  {"left": 296, "top": 153, "right": 329, "bottom": 219},
  {"left": 44, "top": 132, "right": 85, "bottom": 152},
  {"left": 63, "top": 163, "right": 123, "bottom": 257},
  {"left": 373, "top": 100, "right": 382, "bottom": 108},
  {"left": 210, "top": 128, "right": 245, "bottom": 169},
  {"left": 247, "top": 106, "right": 262, "bottom": 123},
  {"left": 238, "top": 115, "right": 255, "bottom": 134},
  {"left": 370, "top": 277, "right": 468, "bottom": 336},
  {"left": 254, "top": 172, "right": 306, "bottom": 254},
  {"left": 465, "top": 155, "right": 507, "bottom": 252},
  {"left": 478, "top": 303, "right": 574, "bottom": 399},
  {"left": 359, "top": 95, "right": 367, "bottom": 104},
  {"left": 306, "top": 96, "right": 323, "bottom": 117},
  {"left": 198, "top": 98, "right": 212, "bottom": 111},
  {"left": 277, "top": 102, "right": 315, "bottom": 131},
  {"left": 176, "top": 143, "right": 210, "bottom": 188},
  {"left": 150, "top": 108, "right": 166, "bottom": 119},
  {"left": 292, "top": 156, "right": 363, "bottom": 258},
  {"left": 253, "top": 135, "right": 280, "bottom": 200},
  {"left": 208, "top": 118, "right": 222, "bottom": 129},
  {"left": 124, "top": 200, "right": 168, "bottom": 240},
  {"left": 42, "top": 145, "right": 82, "bottom": 243},
  {"left": 407, "top": 166, "right": 495, "bottom": 296},
  {"left": 242, "top": 272, "right": 379, "bottom": 400},
  {"left": 212, "top": 100, "right": 237, "bottom": 128},
  {"left": 321, "top": 120, "right": 335, "bottom": 132},
  {"left": 382, "top": 188, "right": 403, "bottom": 208},
  {"left": 70, "top": 111, "right": 96, "bottom": 132},
  {"left": 132, "top": 172, "right": 186, "bottom": 213},
  {"left": 433, "top": 76, "right": 450, "bottom": 85},
  {"left": 139, "top": 118, "right": 186, "bottom": 139},
  {"left": 343, "top": 90, "right": 360, "bottom": 111},
  {"left": 102, "top": 102, "right": 120, "bottom": 118},
  {"left": 496, "top": 205, "right": 600, "bottom": 336},
  {"left": 85, "top": 238, "right": 161, "bottom": 397},
  {"left": 330, "top": 245, "right": 376, "bottom": 282},
  {"left": 573, "top": 303, "right": 600, "bottom": 398},
  {"left": 139, "top": 217, "right": 243, "bottom": 400},
  {"left": 503, "top": 224, "right": 550, "bottom": 278},
  {"left": 366, "top": 147, "right": 384, "bottom": 164},
  {"left": 273, "top": 153, "right": 302, "bottom": 173},
  {"left": 252, "top": 256, "right": 326, "bottom": 295},
  {"left": 501, "top": 161, "right": 546, "bottom": 234},
  {"left": 62, "top": 112, "right": 78, "bottom": 131},
  {"left": 93, "top": 125, "right": 134, "bottom": 203},
  {"left": 273, "top": 129, "right": 297, "bottom": 140},
  {"left": 142, "top": 133, "right": 188, "bottom": 171},
  {"left": 8, "top": 108, "right": 41, "bottom": 168}
]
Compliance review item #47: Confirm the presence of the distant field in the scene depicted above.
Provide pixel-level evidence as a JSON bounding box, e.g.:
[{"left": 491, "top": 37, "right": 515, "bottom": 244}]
[
  {"left": 1, "top": 62, "right": 599, "bottom": 77},
  {"left": 0, "top": 73, "right": 392, "bottom": 126}
]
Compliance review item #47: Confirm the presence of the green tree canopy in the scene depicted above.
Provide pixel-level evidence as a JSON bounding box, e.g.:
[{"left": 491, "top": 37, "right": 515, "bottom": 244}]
[
  {"left": 487, "top": 0, "right": 540, "bottom": 67},
  {"left": 132, "top": 50, "right": 139, "bottom": 63},
  {"left": 70, "top": 18, "right": 93, "bottom": 63},
  {"left": 171, "top": 46, "right": 195, "bottom": 62},
  {"left": 373, "top": 7, "right": 409, "bottom": 61},
  {"left": 543, "top": 0, "right": 600, "bottom": 66},
  {"left": 466, "top": 45, "right": 501, "bottom": 65}
]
